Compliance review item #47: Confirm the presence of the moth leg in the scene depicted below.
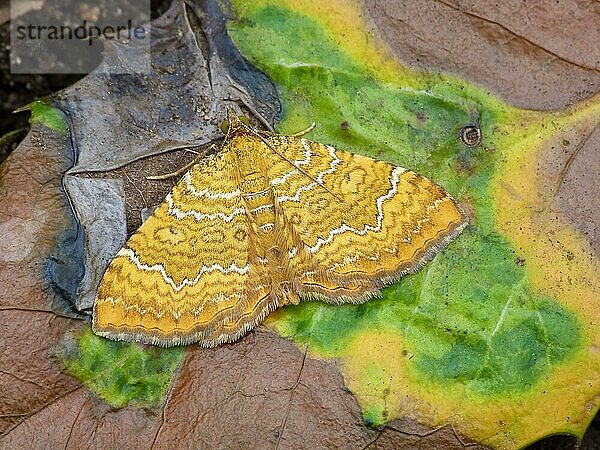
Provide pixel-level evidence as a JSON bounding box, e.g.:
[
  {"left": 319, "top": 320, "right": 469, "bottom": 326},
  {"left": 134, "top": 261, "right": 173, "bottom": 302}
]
[
  {"left": 146, "top": 145, "right": 216, "bottom": 181},
  {"left": 288, "top": 122, "right": 316, "bottom": 138}
]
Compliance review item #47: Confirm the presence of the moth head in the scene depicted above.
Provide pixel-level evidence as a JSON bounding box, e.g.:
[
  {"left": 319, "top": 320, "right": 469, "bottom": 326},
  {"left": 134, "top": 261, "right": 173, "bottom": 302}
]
[{"left": 220, "top": 114, "right": 250, "bottom": 135}]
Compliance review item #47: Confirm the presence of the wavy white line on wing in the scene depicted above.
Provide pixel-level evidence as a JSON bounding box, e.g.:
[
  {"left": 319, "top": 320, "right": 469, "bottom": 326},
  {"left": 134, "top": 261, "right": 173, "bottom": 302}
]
[
  {"left": 166, "top": 194, "right": 245, "bottom": 222},
  {"left": 184, "top": 171, "right": 241, "bottom": 199},
  {"left": 249, "top": 203, "right": 274, "bottom": 214},
  {"left": 307, "top": 166, "right": 407, "bottom": 253},
  {"left": 119, "top": 248, "right": 249, "bottom": 292},
  {"left": 278, "top": 145, "right": 342, "bottom": 203},
  {"left": 271, "top": 138, "right": 313, "bottom": 185}
]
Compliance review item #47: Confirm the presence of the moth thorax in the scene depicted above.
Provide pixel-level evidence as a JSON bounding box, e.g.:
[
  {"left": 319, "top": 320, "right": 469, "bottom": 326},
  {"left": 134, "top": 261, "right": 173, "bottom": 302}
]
[
  {"left": 240, "top": 180, "right": 276, "bottom": 230},
  {"left": 229, "top": 135, "right": 265, "bottom": 178},
  {"left": 252, "top": 205, "right": 276, "bottom": 231}
]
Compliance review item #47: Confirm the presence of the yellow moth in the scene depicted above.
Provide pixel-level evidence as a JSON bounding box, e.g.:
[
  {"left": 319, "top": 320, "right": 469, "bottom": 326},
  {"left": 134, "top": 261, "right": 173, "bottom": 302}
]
[{"left": 93, "top": 113, "right": 467, "bottom": 347}]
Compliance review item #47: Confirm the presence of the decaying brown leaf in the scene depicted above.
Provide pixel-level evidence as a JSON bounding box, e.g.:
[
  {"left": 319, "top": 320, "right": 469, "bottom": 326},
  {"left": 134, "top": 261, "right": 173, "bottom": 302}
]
[{"left": 363, "top": 0, "right": 600, "bottom": 110}]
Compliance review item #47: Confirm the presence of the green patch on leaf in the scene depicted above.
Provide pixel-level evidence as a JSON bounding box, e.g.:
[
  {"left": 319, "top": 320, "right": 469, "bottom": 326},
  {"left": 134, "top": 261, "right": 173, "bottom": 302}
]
[
  {"left": 26, "top": 99, "right": 68, "bottom": 135},
  {"left": 404, "top": 232, "right": 581, "bottom": 395},
  {"left": 61, "top": 329, "right": 184, "bottom": 408}
]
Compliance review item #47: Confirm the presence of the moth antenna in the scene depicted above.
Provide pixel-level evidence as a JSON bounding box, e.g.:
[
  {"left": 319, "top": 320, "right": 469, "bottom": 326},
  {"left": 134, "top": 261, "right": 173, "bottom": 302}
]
[{"left": 250, "top": 129, "right": 345, "bottom": 204}]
